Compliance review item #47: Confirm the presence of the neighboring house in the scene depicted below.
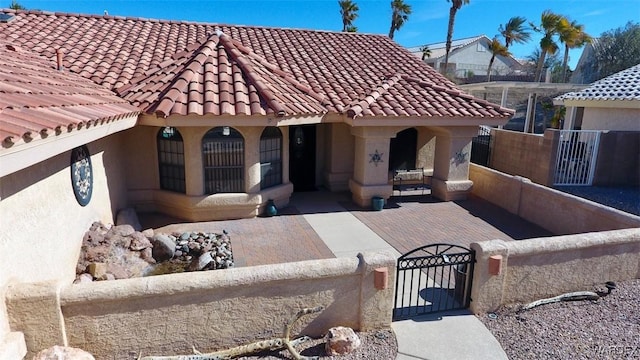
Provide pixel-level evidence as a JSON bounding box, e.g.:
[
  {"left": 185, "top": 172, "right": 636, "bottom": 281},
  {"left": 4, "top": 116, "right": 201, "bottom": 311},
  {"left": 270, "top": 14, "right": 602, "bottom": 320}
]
[
  {"left": 407, "top": 35, "right": 523, "bottom": 79},
  {"left": 0, "top": 11, "right": 512, "bottom": 351},
  {"left": 570, "top": 38, "right": 601, "bottom": 85},
  {"left": 556, "top": 64, "right": 640, "bottom": 131}
]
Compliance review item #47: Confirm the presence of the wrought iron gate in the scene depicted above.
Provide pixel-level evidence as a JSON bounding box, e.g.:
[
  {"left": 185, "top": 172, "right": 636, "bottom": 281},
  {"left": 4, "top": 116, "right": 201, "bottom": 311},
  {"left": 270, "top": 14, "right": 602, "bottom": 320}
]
[
  {"left": 393, "top": 244, "right": 475, "bottom": 320},
  {"left": 553, "top": 130, "right": 601, "bottom": 186},
  {"left": 471, "top": 125, "right": 492, "bottom": 166}
]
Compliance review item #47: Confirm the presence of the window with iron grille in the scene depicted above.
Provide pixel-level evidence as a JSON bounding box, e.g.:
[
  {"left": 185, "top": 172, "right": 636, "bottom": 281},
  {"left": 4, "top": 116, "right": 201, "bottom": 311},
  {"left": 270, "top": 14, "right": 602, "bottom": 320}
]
[
  {"left": 260, "top": 127, "right": 283, "bottom": 190},
  {"left": 157, "top": 127, "right": 186, "bottom": 193},
  {"left": 202, "top": 127, "right": 244, "bottom": 194}
]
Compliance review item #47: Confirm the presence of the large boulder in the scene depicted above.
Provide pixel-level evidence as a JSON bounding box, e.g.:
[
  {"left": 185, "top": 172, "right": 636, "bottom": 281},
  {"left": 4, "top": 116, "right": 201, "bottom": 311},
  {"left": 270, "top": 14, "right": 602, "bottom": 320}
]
[
  {"left": 115, "top": 208, "right": 142, "bottom": 231},
  {"left": 151, "top": 234, "right": 175, "bottom": 261},
  {"left": 324, "top": 326, "right": 361, "bottom": 356}
]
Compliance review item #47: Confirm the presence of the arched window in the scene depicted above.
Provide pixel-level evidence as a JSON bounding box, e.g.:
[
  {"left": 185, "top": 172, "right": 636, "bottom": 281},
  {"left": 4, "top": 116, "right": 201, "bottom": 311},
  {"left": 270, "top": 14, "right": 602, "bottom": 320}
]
[
  {"left": 202, "top": 127, "right": 244, "bottom": 194},
  {"left": 157, "top": 127, "right": 185, "bottom": 193},
  {"left": 260, "top": 127, "right": 283, "bottom": 189}
]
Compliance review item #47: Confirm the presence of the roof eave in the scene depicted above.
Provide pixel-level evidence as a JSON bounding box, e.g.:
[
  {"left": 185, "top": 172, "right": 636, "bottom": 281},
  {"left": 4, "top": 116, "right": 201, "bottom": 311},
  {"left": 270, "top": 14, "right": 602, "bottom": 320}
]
[{"left": 0, "top": 113, "right": 138, "bottom": 178}]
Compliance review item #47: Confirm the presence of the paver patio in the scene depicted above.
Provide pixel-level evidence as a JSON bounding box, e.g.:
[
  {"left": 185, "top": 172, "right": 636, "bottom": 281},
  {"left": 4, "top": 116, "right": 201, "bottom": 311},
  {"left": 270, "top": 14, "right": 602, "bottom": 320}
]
[{"left": 139, "top": 190, "right": 552, "bottom": 267}]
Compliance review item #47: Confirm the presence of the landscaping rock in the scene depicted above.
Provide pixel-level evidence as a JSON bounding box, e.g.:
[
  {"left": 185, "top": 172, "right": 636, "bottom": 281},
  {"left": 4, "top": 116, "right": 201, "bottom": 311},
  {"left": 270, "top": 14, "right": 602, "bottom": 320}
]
[
  {"left": 325, "top": 326, "right": 361, "bottom": 356},
  {"left": 151, "top": 234, "right": 175, "bottom": 261},
  {"left": 116, "top": 208, "right": 142, "bottom": 231},
  {"left": 129, "top": 232, "right": 152, "bottom": 251},
  {"left": 33, "top": 345, "right": 95, "bottom": 360},
  {"left": 87, "top": 263, "right": 107, "bottom": 279}
]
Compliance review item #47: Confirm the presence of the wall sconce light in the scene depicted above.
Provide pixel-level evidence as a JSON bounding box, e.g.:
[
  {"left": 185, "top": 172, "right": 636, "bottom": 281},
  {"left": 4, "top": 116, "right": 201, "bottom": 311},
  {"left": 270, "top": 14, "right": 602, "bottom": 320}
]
[{"left": 222, "top": 126, "right": 230, "bottom": 136}]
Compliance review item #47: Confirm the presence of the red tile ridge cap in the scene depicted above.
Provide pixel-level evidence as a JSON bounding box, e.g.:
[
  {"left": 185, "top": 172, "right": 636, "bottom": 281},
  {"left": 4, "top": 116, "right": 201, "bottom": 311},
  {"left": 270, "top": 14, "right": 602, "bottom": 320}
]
[
  {"left": 347, "top": 73, "right": 404, "bottom": 118},
  {"left": 150, "top": 38, "right": 217, "bottom": 117},
  {"left": 217, "top": 33, "right": 286, "bottom": 117}
]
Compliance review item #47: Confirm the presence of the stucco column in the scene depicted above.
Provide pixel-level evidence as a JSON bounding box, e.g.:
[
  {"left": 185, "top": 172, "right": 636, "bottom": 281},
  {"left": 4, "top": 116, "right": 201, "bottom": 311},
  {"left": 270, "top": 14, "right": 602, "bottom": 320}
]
[
  {"left": 323, "top": 123, "right": 355, "bottom": 191},
  {"left": 431, "top": 126, "right": 476, "bottom": 201},
  {"left": 348, "top": 127, "right": 398, "bottom": 207},
  {"left": 180, "top": 127, "right": 204, "bottom": 196},
  {"left": 242, "top": 127, "right": 262, "bottom": 194}
]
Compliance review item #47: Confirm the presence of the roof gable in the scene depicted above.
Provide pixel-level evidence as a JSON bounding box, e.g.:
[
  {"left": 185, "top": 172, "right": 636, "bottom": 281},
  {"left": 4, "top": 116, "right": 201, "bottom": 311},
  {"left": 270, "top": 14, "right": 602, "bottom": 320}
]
[{"left": 117, "top": 31, "right": 328, "bottom": 118}]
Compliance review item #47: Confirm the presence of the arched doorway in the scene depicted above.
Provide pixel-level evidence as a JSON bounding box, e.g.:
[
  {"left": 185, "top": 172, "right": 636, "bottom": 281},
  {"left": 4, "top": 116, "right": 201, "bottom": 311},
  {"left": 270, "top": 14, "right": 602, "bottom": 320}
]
[{"left": 389, "top": 128, "right": 417, "bottom": 172}]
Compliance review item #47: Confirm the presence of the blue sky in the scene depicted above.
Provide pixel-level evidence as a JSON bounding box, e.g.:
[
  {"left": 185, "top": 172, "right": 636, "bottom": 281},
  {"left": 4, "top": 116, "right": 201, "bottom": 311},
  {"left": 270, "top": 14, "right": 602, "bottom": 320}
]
[{"left": 14, "top": 0, "right": 639, "bottom": 68}]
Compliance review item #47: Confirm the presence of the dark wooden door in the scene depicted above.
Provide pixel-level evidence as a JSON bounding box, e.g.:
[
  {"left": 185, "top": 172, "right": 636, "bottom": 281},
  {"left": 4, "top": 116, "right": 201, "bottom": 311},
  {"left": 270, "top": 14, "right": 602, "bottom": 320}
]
[{"left": 289, "top": 125, "right": 316, "bottom": 191}]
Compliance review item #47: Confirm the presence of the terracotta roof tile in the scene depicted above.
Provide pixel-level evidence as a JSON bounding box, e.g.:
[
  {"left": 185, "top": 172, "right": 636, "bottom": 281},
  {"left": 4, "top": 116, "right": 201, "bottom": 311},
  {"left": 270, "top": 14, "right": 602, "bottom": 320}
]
[
  {"left": 0, "top": 9, "right": 512, "bottom": 121},
  {"left": 0, "top": 43, "right": 139, "bottom": 148}
]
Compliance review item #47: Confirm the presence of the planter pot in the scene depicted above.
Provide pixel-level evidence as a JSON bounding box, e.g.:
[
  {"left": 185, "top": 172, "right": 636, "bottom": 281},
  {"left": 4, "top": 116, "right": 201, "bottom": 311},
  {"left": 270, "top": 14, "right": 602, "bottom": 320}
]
[
  {"left": 371, "top": 196, "right": 384, "bottom": 211},
  {"left": 265, "top": 199, "right": 278, "bottom": 217}
]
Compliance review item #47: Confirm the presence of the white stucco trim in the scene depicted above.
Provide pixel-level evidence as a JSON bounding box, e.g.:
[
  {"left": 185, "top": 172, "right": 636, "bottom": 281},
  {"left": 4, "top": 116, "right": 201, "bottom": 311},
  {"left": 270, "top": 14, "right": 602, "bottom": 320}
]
[{"left": 0, "top": 116, "right": 138, "bottom": 178}]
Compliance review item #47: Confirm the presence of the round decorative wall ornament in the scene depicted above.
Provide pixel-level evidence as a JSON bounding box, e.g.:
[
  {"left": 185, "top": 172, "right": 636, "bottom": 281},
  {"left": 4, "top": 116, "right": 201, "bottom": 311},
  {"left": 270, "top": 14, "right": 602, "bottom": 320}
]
[{"left": 70, "top": 145, "right": 93, "bottom": 206}]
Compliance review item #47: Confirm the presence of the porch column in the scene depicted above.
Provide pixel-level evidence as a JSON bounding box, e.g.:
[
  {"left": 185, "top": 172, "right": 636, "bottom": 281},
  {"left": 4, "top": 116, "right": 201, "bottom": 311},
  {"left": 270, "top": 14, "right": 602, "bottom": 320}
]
[
  {"left": 431, "top": 127, "right": 477, "bottom": 201},
  {"left": 349, "top": 127, "right": 399, "bottom": 208},
  {"left": 243, "top": 127, "right": 262, "bottom": 194},
  {"left": 181, "top": 127, "right": 204, "bottom": 196}
]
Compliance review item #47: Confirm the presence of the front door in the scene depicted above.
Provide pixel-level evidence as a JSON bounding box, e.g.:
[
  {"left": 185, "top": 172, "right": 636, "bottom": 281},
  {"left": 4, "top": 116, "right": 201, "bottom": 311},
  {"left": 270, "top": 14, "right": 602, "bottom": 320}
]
[{"left": 289, "top": 125, "right": 316, "bottom": 191}]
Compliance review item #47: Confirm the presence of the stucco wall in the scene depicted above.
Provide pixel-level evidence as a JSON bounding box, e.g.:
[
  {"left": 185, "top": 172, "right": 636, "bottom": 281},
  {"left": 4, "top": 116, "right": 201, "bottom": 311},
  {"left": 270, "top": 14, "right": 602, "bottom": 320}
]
[
  {"left": 581, "top": 107, "right": 640, "bottom": 131},
  {"left": 488, "top": 128, "right": 558, "bottom": 186},
  {"left": 470, "top": 164, "right": 640, "bottom": 234},
  {"left": 7, "top": 252, "right": 395, "bottom": 359},
  {"left": 0, "top": 135, "right": 128, "bottom": 286},
  {"left": 593, "top": 131, "right": 640, "bottom": 186},
  {"left": 470, "top": 228, "right": 640, "bottom": 313},
  {"left": 0, "top": 134, "right": 128, "bottom": 358}
]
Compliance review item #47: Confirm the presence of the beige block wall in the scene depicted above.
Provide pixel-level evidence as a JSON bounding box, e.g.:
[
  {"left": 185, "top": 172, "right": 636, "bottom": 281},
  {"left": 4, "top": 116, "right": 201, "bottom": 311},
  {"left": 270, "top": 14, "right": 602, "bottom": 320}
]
[
  {"left": 488, "top": 128, "right": 557, "bottom": 186},
  {"left": 471, "top": 229, "right": 640, "bottom": 313},
  {"left": 7, "top": 252, "right": 396, "bottom": 359},
  {"left": 582, "top": 107, "right": 640, "bottom": 131},
  {"left": 469, "top": 164, "right": 640, "bottom": 234}
]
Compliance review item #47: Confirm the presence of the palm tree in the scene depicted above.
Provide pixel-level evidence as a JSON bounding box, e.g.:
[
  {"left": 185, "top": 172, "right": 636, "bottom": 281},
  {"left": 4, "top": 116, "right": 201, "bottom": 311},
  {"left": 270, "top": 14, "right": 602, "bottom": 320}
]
[
  {"left": 10, "top": 0, "right": 26, "bottom": 9},
  {"left": 443, "top": 0, "right": 470, "bottom": 75},
  {"left": 388, "top": 0, "right": 412, "bottom": 40},
  {"left": 499, "top": 16, "right": 531, "bottom": 50},
  {"left": 558, "top": 18, "right": 591, "bottom": 82},
  {"left": 531, "top": 10, "right": 563, "bottom": 82},
  {"left": 420, "top": 45, "right": 431, "bottom": 60},
  {"left": 486, "top": 37, "right": 510, "bottom": 82},
  {"left": 339, "top": 0, "right": 359, "bottom": 32}
]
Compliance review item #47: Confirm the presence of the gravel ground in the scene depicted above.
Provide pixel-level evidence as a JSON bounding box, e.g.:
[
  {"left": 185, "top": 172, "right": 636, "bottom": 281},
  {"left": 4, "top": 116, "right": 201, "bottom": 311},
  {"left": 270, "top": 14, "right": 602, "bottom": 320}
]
[
  {"left": 479, "top": 279, "right": 640, "bottom": 360},
  {"left": 236, "top": 329, "right": 397, "bottom": 360},
  {"left": 554, "top": 186, "right": 640, "bottom": 216}
]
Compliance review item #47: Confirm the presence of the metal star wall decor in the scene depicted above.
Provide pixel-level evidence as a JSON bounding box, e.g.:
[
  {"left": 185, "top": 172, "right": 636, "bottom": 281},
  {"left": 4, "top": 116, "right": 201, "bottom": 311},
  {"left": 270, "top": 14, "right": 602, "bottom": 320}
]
[
  {"left": 369, "top": 149, "right": 384, "bottom": 166},
  {"left": 452, "top": 150, "right": 468, "bottom": 166}
]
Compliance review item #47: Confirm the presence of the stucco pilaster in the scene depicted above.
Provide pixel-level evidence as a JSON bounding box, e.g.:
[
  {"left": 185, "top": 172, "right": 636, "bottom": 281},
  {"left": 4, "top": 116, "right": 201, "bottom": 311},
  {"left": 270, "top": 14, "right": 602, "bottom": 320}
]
[
  {"left": 241, "top": 127, "right": 263, "bottom": 194},
  {"left": 431, "top": 127, "right": 477, "bottom": 201},
  {"left": 349, "top": 127, "right": 399, "bottom": 207},
  {"left": 179, "top": 127, "right": 204, "bottom": 196}
]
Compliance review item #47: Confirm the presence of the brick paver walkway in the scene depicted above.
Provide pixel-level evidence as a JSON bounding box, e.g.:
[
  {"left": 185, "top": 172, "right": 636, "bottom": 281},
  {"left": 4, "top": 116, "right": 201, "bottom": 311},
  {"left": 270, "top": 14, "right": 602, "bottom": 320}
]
[
  {"left": 346, "top": 195, "right": 552, "bottom": 255},
  {"left": 139, "top": 191, "right": 552, "bottom": 267}
]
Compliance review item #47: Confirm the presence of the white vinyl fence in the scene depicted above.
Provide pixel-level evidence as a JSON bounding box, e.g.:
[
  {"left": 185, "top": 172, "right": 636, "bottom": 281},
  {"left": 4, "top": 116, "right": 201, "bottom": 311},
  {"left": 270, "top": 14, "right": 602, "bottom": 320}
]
[{"left": 553, "top": 130, "right": 601, "bottom": 185}]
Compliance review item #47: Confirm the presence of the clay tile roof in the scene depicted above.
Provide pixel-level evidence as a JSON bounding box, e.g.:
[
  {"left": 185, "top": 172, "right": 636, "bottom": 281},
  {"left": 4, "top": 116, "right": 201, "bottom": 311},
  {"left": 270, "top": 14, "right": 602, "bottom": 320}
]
[
  {"left": 0, "top": 43, "right": 139, "bottom": 147},
  {"left": 0, "top": 9, "right": 513, "bottom": 121},
  {"left": 557, "top": 64, "right": 640, "bottom": 102},
  {"left": 347, "top": 74, "right": 514, "bottom": 118},
  {"left": 118, "top": 31, "right": 328, "bottom": 118}
]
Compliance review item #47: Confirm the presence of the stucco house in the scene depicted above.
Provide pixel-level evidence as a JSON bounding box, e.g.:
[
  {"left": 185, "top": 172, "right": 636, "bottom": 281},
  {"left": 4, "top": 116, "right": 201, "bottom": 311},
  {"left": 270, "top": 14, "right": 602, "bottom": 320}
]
[
  {"left": 0, "top": 9, "right": 515, "bottom": 356},
  {"left": 556, "top": 63, "right": 640, "bottom": 131},
  {"left": 407, "top": 35, "right": 523, "bottom": 79}
]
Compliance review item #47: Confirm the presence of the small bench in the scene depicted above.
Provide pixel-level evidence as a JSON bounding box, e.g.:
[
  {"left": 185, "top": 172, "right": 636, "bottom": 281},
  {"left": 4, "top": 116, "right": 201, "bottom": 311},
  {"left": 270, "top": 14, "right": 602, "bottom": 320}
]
[{"left": 392, "top": 168, "right": 428, "bottom": 196}]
